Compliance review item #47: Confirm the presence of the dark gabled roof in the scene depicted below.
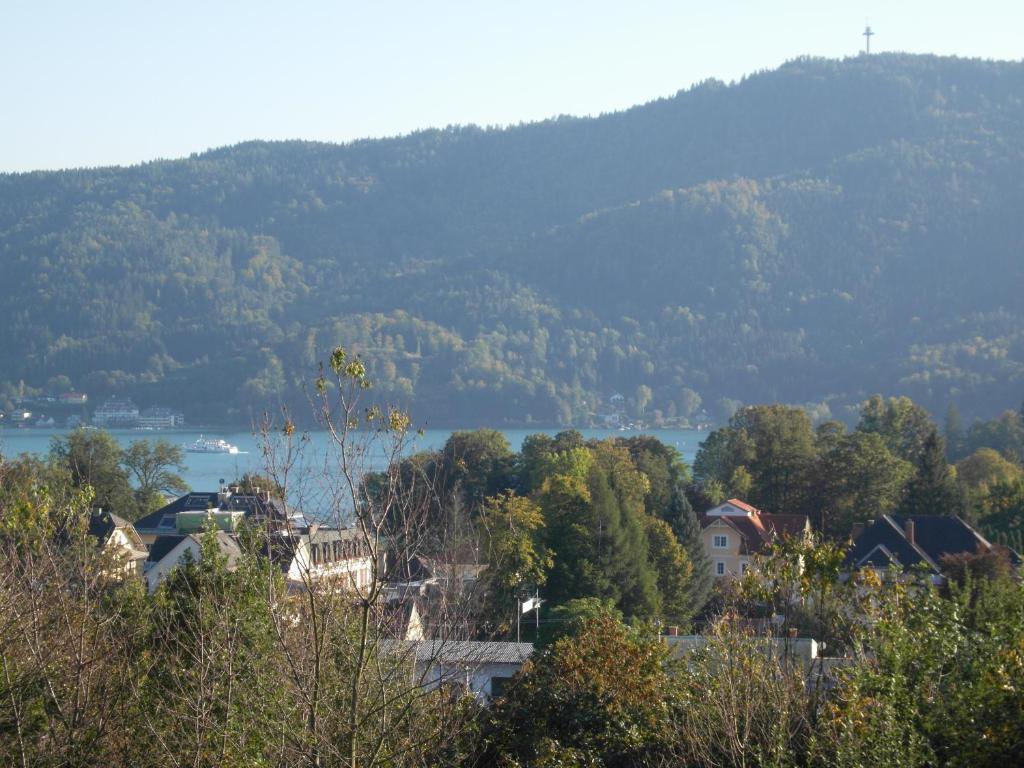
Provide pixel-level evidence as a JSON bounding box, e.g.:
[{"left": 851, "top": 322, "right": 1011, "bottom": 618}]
[
  {"left": 223, "top": 493, "right": 291, "bottom": 521},
  {"left": 135, "top": 492, "right": 219, "bottom": 532},
  {"left": 855, "top": 543, "right": 904, "bottom": 569},
  {"left": 845, "top": 515, "right": 1021, "bottom": 572},
  {"left": 260, "top": 533, "right": 299, "bottom": 574},
  {"left": 87, "top": 510, "right": 132, "bottom": 544},
  {"left": 147, "top": 535, "right": 186, "bottom": 564},
  {"left": 135, "top": 491, "right": 300, "bottom": 534}
]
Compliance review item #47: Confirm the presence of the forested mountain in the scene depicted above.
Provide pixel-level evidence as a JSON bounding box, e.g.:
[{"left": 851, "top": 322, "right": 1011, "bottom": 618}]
[{"left": 1, "top": 53, "right": 1022, "bottom": 426}]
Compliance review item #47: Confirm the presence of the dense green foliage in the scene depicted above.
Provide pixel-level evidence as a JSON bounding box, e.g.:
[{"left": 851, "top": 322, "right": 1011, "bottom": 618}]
[
  {"left": 2, "top": 54, "right": 1023, "bottom": 425},
  {"left": 0, "top": 463, "right": 461, "bottom": 767},
  {"left": 693, "top": 398, "right": 965, "bottom": 536},
  {"left": 46, "top": 428, "right": 188, "bottom": 520},
  {"left": 471, "top": 556, "right": 1024, "bottom": 768},
  {"left": 386, "top": 429, "right": 702, "bottom": 628}
]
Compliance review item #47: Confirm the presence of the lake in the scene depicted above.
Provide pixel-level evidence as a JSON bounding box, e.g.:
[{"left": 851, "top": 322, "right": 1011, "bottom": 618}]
[{"left": 0, "top": 426, "right": 708, "bottom": 494}]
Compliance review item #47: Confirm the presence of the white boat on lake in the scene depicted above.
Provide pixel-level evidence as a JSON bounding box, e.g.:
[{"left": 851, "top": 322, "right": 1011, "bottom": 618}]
[{"left": 186, "top": 435, "right": 241, "bottom": 454}]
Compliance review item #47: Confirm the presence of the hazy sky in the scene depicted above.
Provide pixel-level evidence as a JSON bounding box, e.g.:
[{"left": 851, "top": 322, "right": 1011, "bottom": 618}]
[{"left": 2, "top": 0, "right": 1020, "bottom": 173}]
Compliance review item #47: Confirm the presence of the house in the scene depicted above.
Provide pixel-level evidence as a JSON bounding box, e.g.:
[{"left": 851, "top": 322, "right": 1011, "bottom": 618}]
[
  {"left": 843, "top": 514, "right": 1022, "bottom": 582},
  {"left": 136, "top": 485, "right": 374, "bottom": 592},
  {"left": 145, "top": 530, "right": 243, "bottom": 592},
  {"left": 133, "top": 486, "right": 304, "bottom": 545},
  {"left": 701, "top": 498, "right": 810, "bottom": 578},
  {"left": 92, "top": 397, "right": 140, "bottom": 427},
  {"left": 134, "top": 491, "right": 223, "bottom": 544},
  {"left": 59, "top": 392, "right": 88, "bottom": 404},
  {"left": 262, "top": 524, "right": 375, "bottom": 591},
  {"left": 87, "top": 509, "right": 148, "bottom": 580},
  {"left": 397, "top": 640, "right": 534, "bottom": 701}
]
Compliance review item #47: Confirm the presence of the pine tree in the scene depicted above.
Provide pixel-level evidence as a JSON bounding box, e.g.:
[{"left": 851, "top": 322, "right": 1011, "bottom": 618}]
[
  {"left": 587, "top": 465, "right": 659, "bottom": 617},
  {"left": 670, "top": 490, "right": 713, "bottom": 618},
  {"left": 944, "top": 404, "right": 965, "bottom": 461},
  {"left": 901, "top": 428, "right": 962, "bottom": 516}
]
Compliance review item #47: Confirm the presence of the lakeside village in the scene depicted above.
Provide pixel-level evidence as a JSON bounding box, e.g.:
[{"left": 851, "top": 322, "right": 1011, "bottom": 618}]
[
  {"left": 0, "top": 388, "right": 712, "bottom": 433},
  {"left": 84, "top": 483, "right": 1019, "bottom": 702},
  {"left": 6, "top": 395, "right": 1024, "bottom": 764},
  {"left": 0, "top": 393, "right": 184, "bottom": 430}
]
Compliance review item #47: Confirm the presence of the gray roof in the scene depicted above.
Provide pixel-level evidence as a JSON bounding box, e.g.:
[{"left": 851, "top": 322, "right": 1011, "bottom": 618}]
[{"left": 398, "top": 640, "right": 534, "bottom": 665}]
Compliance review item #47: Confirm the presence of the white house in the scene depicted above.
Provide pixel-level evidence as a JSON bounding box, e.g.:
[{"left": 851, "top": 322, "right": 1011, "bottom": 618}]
[
  {"left": 145, "top": 531, "right": 242, "bottom": 593},
  {"left": 399, "top": 640, "right": 534, "bottom": 701},
  {"left": 265, "top": 525, "right": 375, "bottom": 591}
]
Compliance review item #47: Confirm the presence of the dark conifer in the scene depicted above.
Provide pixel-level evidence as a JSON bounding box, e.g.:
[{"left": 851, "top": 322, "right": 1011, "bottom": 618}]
[
  {"left": 669, "top": 489, "right": 713, "bottom": 617},
  {"left": 901, "top": 428, "right": 962, "bottom": 516}
]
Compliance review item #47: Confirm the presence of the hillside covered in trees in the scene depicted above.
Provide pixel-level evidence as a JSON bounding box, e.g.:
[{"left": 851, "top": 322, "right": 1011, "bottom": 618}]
[{"left": 1, "top": 53, "right": 1022, "bottom": 425}]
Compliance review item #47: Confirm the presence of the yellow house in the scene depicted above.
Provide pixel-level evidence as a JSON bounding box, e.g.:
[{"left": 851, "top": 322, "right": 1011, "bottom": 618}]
[{"left": 700, "top": 499, "right": 810, "bottom": 578}]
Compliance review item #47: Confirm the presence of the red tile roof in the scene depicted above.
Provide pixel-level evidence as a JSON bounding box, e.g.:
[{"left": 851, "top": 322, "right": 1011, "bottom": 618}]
[
  {"left": 701, "top": 510, "right": 809, "bottom": 555},
  {"left": 725, "top": 498, "right": 762, "bottom": 515}
]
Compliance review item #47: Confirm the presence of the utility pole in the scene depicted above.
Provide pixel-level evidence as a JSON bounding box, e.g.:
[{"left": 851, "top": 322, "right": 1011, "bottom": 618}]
[{"left": 863, "top": 23, "right": 874, "bottom": 54}]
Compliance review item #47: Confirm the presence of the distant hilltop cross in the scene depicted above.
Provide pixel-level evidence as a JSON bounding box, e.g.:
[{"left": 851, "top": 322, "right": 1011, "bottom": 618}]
[{"left": 863, "top": 23, "right": 874, "bottom": 54}]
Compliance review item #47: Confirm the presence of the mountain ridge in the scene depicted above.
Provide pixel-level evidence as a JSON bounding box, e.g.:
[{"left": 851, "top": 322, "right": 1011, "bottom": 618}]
[{"left": 1, "top": 53, "right": 1022, "bottom": 426}]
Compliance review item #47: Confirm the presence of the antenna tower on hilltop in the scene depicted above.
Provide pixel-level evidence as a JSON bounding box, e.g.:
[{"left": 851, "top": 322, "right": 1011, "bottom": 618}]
[{"left": 863, "top": 23, "right": 875, "bottom": 54}]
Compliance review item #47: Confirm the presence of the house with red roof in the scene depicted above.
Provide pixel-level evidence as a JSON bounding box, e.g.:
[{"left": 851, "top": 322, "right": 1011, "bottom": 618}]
[{"left": 700, "top": 498, "right": 810, "bottom": 578}]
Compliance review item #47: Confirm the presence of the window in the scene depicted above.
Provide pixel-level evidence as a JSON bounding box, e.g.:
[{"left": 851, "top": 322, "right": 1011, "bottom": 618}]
[
  {"left": 310, "top": 543, "right": 319, "bottom": 565},
  {"left": 713, "top": 534, "right": 728, "bottom": 549},
  {"left": 490, "top": 675, "right": 514, "bottom": 699},
  {"left": 740, "top": 561, "right": 750, "bottom": 574},
  {"left": 159, "top": 515, "right": 176, "bottom": 529},
  {"left": 716, "top": 561, "right": 726, "bottom": 576}
]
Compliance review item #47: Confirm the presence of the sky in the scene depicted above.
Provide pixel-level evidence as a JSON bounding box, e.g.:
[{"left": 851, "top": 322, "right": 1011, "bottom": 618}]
[{"left": 1, "top": 0, "right": 1021, "bottom": 173}]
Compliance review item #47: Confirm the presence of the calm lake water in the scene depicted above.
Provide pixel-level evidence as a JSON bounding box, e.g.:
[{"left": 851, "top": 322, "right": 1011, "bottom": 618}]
[{"left": 0, "top": 426, "right": 707, "bottom": 494}]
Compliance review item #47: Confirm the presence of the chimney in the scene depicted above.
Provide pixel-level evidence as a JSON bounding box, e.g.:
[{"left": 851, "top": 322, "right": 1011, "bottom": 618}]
[
  {"left": 851, "top": 522, "right": 865, "bottom": 540},
  {"left": 904, "top": 519, "right": 915, "bottom": 545}
]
